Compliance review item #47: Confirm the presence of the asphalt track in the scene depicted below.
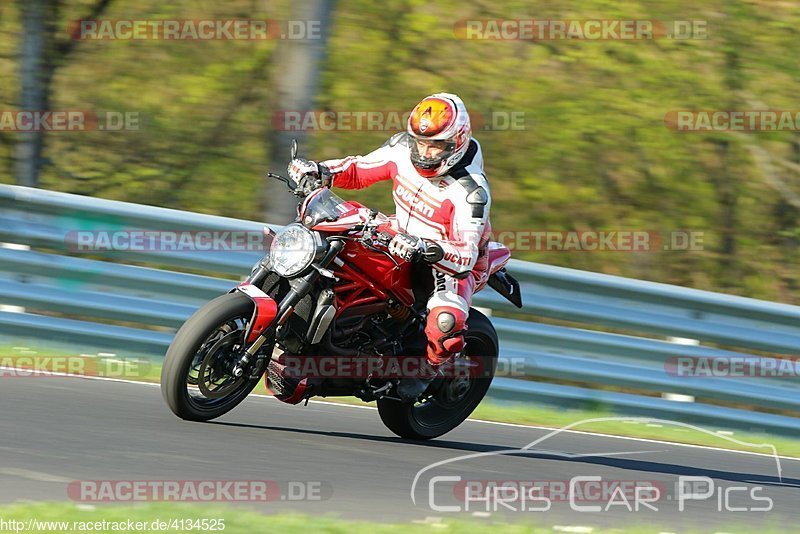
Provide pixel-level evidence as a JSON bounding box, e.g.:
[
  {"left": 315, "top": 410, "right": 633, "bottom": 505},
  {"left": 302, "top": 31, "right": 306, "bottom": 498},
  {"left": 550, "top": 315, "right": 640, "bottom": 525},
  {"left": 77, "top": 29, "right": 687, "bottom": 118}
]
[{"left": 2, "top": 374, "right": 799, "bottom": 532}]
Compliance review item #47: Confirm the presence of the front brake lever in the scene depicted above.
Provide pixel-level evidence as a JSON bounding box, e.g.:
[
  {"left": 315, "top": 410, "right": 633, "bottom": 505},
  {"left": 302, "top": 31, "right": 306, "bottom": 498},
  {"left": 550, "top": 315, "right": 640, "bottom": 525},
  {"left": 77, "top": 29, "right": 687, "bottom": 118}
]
[
  {"left": 355, "top": 209, "right": 401, "bottom": 268},
  {"left": 363, "top": 237, "right": 400, "bottom": 268},
  {"left": 266, "top": 172, "right": 300, "bottom": 193},
  {"left": 359, "top": 230, "right": 401, "bottom": 268}
]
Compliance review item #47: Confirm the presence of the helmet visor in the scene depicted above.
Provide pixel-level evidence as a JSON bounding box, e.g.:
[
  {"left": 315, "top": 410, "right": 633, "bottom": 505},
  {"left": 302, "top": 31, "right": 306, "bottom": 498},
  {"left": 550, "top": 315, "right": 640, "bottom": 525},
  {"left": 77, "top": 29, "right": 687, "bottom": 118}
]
[{"left": 409, "top": 138, "right": 456, "bottom": 170}]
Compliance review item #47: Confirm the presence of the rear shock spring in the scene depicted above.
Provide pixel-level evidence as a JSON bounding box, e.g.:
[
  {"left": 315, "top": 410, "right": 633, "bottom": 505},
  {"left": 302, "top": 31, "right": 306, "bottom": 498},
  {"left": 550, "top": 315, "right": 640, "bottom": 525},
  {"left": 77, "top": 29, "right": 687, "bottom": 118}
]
[{"left": 387, "top": 300, "right": 411, "bottom": 323}]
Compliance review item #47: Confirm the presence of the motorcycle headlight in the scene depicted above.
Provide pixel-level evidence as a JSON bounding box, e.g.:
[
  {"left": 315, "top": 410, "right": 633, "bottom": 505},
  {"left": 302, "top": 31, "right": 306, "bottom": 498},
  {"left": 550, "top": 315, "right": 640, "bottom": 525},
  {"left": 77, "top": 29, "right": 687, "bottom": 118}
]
[{"left": 269, "top": 224, "right": 317, "bottom": 277}]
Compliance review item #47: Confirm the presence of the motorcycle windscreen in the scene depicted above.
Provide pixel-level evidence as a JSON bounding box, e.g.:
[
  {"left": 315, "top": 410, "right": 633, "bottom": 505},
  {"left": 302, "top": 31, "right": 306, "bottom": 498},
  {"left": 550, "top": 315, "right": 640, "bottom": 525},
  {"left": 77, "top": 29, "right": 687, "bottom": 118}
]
[{"left": 299, "top": 188, "right": 351, "bottom": 227}]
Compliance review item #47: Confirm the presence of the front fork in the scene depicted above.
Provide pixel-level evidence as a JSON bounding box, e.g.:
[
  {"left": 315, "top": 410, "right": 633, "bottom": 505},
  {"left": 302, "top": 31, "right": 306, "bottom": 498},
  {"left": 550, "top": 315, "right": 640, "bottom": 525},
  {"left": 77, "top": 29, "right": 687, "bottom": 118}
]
[{"left": 230, "top": 239, "right": 344, "bottom": 378}]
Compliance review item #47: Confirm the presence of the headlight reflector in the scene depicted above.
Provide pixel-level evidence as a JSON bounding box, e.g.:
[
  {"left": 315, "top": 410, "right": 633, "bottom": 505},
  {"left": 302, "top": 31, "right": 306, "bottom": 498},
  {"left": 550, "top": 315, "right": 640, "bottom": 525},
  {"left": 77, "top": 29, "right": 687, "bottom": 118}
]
[{"left": 269, "top": 224, "right": 316, "bottom": 277}]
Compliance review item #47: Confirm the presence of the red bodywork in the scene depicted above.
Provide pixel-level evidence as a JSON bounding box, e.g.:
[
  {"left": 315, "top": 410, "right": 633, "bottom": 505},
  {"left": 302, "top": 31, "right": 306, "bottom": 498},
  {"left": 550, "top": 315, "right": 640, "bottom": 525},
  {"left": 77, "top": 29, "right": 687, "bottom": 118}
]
[
  {"left": 310, "top": 200, "right": 413, "bottom": 317},
  {"left": 235, "top": 283, "right": 279, "bottom": 344},
  {"left": 238, "top": 189, "right": 511, "bottom": 404},
  {"left": 308, "top": 197, "right": 510, "bottom": 318}
]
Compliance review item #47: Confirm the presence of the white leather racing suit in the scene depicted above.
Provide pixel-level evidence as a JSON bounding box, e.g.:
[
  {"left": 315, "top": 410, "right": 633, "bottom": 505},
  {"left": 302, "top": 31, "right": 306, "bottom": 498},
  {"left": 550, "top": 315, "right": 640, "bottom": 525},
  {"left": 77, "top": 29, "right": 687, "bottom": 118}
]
[{"left": 321, "top": 133, "right": 492, "bottom": 365}]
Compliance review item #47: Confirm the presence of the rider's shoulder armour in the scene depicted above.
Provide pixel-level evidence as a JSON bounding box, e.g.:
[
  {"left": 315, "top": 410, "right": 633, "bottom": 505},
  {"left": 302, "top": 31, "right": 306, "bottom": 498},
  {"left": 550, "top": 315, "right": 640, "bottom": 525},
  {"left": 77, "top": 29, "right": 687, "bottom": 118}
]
[
  {"left": 449, "top": 141, "right": 488, "bottom": 218},
  {"left": 382, "top": 132, "right": 409, "bottom": 148},
  {"left": 453, "top": 174, "right": 488, "bottom": 218}
]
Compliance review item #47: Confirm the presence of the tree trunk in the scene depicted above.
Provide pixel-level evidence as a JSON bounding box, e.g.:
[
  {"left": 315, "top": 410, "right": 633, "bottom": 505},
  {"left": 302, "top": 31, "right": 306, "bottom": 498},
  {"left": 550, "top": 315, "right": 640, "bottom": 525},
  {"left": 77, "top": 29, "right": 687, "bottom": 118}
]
[
  {"left": 263, "top": 0, "right": 335, "bottom": 223},
  {"left": 14, "top": 0, "right": 57, "bottom": 188}
]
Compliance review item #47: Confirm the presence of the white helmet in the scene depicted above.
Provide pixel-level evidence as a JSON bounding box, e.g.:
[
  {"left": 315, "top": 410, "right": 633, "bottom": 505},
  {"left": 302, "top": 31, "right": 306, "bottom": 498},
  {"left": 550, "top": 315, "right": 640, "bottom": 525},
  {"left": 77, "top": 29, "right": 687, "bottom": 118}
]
[{"left": 407, "top": 93, "right": 472, "bottom": 178}]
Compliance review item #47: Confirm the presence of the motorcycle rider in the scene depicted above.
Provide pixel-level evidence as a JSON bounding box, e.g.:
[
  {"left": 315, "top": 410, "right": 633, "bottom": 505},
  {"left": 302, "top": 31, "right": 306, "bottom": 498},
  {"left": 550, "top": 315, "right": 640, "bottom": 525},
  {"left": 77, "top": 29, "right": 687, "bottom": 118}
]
[{"left": 287, "top": 93, "right": 491, "bottom": 401}]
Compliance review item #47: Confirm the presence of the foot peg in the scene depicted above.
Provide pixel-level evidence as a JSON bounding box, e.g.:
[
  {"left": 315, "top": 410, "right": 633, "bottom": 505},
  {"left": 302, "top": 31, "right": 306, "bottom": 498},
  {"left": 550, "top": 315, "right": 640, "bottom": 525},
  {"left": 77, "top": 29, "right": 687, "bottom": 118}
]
[{"left": 396, "top": 375, "right": 435, "bottom": 402}]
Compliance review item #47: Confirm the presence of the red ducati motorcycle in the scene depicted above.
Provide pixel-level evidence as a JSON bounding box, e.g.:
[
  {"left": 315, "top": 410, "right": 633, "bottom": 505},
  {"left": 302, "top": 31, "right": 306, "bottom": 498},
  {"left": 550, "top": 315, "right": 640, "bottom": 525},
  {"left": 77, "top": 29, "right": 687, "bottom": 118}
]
[{"left": 161, "top": 142, "right": 522, "bottom": 439}]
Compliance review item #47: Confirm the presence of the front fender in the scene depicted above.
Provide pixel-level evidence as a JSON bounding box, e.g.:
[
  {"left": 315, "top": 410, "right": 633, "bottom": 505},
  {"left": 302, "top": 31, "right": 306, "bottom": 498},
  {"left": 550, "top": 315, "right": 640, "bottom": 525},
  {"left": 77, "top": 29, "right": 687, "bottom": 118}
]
[{"left": 232, "top": 283, "right": 279, "bottom": 344}]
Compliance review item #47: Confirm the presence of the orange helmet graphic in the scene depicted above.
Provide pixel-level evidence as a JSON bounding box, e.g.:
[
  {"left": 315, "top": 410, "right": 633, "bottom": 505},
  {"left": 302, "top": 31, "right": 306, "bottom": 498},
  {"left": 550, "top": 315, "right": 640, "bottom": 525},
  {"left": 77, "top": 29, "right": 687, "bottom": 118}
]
[{"left": 407, "top": 93, "right": 472, "bottom": 178}]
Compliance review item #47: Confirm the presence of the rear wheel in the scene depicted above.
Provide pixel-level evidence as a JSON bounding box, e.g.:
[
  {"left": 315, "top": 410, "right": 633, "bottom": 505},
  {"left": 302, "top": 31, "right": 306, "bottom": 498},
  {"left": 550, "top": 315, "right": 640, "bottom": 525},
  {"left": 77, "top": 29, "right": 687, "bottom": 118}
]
[
  {"left": 161, "top": 292, "right": 270, "bottom": 421},
  {"left": 377, "top": 308, "right": 498, "bottom": 439}
]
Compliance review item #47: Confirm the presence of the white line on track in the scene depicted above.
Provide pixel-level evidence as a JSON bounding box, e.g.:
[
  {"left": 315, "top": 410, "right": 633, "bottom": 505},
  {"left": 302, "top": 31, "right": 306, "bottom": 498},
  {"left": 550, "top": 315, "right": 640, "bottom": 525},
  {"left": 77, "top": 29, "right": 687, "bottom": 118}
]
[
  {"left": 0, "top": 468, "right": 72, "bottom": 483},
  {"left": 4, "top": 366, "right": 800, "bottom": 462}
]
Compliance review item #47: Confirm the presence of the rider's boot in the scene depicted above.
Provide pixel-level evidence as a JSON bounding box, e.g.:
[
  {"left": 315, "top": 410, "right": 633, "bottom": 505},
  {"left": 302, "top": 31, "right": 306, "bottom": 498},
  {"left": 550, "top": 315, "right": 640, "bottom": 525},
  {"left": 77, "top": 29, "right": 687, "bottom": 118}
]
[{"left": 396, "top": 334, "right": 465, "bottom": 402}]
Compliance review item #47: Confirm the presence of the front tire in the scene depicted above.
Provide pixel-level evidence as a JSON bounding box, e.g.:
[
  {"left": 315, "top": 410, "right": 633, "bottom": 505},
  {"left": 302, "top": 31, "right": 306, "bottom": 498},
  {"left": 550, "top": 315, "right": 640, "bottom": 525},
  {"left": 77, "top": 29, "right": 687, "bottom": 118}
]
[
  {"left": 377, "top": 308, "right": 498, "bottom": 440},
  {"left": 161, "top": 292, "right": 268, "bottom": 421}
]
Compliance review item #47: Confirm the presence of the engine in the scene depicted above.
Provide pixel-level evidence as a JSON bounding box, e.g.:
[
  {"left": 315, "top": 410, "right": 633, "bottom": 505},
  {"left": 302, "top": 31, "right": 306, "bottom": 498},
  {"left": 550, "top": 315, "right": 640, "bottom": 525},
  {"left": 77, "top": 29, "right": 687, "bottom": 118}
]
[{"left": 264, "top": 276, "right": 423, "bottom": 402}]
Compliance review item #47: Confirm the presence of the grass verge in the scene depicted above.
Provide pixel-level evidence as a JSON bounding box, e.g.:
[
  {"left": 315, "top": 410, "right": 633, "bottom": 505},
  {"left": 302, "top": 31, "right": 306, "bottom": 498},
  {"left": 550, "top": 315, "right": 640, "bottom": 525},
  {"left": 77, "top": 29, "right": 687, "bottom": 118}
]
[{"left": 0, "top": 502, "right": 784, "bottom": 534}]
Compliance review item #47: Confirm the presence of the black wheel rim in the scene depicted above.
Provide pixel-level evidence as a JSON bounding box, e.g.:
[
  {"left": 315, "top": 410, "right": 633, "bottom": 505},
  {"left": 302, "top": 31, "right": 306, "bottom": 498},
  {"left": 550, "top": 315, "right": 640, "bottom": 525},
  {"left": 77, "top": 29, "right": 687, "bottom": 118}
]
[
  {"left": 409, "top": 333, "right": 494, "bottom": 430},
  {"left": 184, "top": 315, "right": 259, "bottom": 412},
  {"left": 196, "top": 330, "right": 246, "bottom": 398}
]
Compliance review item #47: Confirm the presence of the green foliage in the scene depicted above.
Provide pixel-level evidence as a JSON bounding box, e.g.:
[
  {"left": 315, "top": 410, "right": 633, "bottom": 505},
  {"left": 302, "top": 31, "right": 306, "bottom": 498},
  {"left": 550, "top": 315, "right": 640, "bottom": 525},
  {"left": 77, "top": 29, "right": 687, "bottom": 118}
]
[
  {"left": 3, "top": 0, "right": 800, "bottom": 301},
  {"left": 312, "top": 0, "right": 800, "bottom": 301},
  {"left": 2, "top": 0, "right": 286, "bottom": 215}
]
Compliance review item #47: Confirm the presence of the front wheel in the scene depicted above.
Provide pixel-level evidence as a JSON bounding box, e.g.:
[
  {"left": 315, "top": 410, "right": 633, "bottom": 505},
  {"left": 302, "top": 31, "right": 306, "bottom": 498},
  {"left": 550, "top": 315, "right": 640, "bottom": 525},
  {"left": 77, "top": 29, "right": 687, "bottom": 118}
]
[
  {"left": 377, "top": 308, "right": 498, "bottom": 440},
  {"left": 161, "top": 292, "right": 270, "bottom": 422}
]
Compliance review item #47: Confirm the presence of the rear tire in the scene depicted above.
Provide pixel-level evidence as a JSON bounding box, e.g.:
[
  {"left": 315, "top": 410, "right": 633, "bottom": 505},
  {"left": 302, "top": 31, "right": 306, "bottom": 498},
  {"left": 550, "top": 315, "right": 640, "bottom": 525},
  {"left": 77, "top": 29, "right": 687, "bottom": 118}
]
[
  {"left": 377, "top": 308, "right": 498, "bottom": 440},
  {"left": 161, "top": 292, "right": 266, "bottom": 422}
]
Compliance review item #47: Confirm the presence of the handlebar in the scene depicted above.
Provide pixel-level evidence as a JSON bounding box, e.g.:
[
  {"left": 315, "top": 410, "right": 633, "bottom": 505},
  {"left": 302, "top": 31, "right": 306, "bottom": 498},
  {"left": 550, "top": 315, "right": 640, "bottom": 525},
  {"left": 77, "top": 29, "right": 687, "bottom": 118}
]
[
  {"left": 266, "top": 172, "right": 306, "bottom": 197},
  {"left": 266, "top": 172, "right": 295, "bottom": 187},
  {"left": 352, "top": 214, "right": 401, "bottom": 267},
  {"left": 266, "top": 139, "right": 402, "bottom": 267},
  {"left": 325, "top": 229, "right": 399, "bottom": 268},
  {"left": 266, "top": 138, "right": 305, "bottom": 196},
  {"left": 359, "top": 209, "right": 395, "bottom": 246}
]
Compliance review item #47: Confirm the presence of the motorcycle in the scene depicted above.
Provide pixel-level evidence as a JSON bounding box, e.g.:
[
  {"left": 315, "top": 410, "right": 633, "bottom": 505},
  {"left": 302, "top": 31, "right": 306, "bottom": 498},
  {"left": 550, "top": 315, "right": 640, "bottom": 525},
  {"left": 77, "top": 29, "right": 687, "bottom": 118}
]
[{"left": 161, "top": 141, "right": 522, "bottom": 439}]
